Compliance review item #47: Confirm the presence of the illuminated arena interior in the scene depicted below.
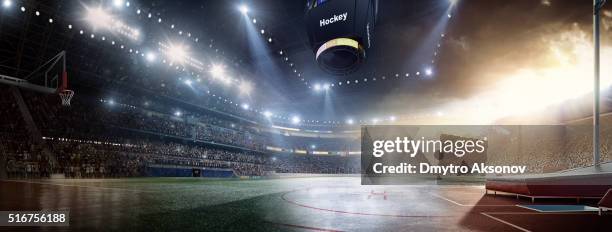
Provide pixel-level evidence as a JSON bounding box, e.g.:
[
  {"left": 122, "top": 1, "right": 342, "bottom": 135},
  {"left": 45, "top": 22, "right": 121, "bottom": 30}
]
[{"left": 1, "top": 0, "right": 612, "bottom": 231}]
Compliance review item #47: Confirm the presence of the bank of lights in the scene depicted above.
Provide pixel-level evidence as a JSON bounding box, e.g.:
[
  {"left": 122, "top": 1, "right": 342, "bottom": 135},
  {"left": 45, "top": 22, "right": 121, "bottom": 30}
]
[
  {"left": 84, "top": 7, "right": 140, "bottom": 40},
  {"left": 166, "top": 44, "right": 188, "bottom": 63}
]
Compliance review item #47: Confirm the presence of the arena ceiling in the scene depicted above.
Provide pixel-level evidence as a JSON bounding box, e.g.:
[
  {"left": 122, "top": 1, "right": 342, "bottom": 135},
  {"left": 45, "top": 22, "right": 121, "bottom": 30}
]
[{"left": 0, "top": 0, "right": 610, "bottom": 125}]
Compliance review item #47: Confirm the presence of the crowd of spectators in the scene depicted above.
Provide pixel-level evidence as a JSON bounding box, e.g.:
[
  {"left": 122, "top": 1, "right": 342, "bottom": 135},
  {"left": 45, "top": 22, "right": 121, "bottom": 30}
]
[
  {"left": 0, "top": 89, "right": 367, "bottom": 178},
  {"left": 272, "top": 155, "right": 360, "bottom": 174}
]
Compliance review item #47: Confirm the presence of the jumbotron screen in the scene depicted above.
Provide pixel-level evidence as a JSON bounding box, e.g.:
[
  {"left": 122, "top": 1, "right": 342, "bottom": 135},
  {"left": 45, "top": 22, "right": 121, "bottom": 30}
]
[{"left": 0, "top": 0, "right": 611, "bottom": 231}]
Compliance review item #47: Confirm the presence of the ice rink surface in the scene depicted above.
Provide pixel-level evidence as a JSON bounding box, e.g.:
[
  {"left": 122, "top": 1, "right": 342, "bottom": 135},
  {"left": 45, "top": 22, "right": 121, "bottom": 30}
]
[{"left": 1, "top": 177, "right": 611, "bottom": 231}]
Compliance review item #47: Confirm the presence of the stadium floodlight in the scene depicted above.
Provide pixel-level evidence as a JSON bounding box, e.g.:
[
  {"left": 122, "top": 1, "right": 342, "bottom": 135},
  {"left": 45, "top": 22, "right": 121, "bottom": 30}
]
[
  {"left": 210, "top": 64, "right": 225, "bottom": 78},
  {"left": 241, "top": 103, "right": 250, "bottom": 110},
  {"left": 291, "top": 116, "right": 301, "bottom": 124},
  {"left": 263, "top": 111, "right": 273, "bottom": 118},
  {"left": 239, "top": 5, "right": 248, "bottom": 15},
  {"left": 113, "top": 0, "right": 124, "bottom": 8},
  {"left": 146, "top": 52, "right": 156, "bottom": 62},
  {"left": 425, "top": 68, "right": 433, "bottom": 76},
  {"left": 167, "top": 44, "right": 187, "bottom": 63},
  {"left": 86, "top": 7, "right": 113, "bottom": 29},
  {"left": 346, "top": 119, "right": 354, "bottom": 125},
  {"left": 2, "top": 0, "right": 11, "bottom": 8}
]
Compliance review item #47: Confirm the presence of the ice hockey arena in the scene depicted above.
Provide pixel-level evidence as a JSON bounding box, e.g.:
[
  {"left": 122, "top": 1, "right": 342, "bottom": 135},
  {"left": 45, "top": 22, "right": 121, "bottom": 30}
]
[{"left": 1, "top": 0, "right": 612, "bottom": 231}]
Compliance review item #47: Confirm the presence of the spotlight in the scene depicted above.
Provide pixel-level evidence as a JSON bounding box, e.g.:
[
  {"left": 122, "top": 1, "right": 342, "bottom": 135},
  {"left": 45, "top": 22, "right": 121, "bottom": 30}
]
[
  {"left": 268, "top": 37, "right": 273, "bottom": 43},
  {"left": 241, "top": 103, "right": 250, "bottom": 110},
  {"left": 210, "top": 64, "right": 225, "bottom": 77},
  {"left": 252, "top": 18, "right": 256, "bottom": 24},
  {"left": 239, "top": 5, "right": 248, "bottom": 15},
  {"left": 146, "top": 52, "right": 156, "bottom": 62},
  {"left": 372, "top": 118, "right": 379, "bottom": 124},
  {"left": 108, "top": 99, "right": 115, "bottom": 105},
  {"left": 86, "top": 7, "right": 112, "bottom": 29},
  {"left": 167, "top": 44, "right": 187, "bottom": 63},
  {"left": 184, "top": 79, "right": 192, "bottom": 86},
  {"left": 310, "top": 144, "right": 316, "bottom": 149},
  {"left": 346, "top": 119, "right": 354, "bottom": 125},
  {"left": 2, "top": 0, "right": 11, "bottom": 8},
  {"left": 263, "top": 111, "right": 273, "bottom": 118},
  {"left": 449, "top": 0, "right": 459, "bottom": 6},
  {"left": 314, "top": 84, "right": 322, "bottom": 91},
  {"left": 389, "top": 116, "right": 396, "bottom": 121},
  {"left": 323, "top": 83, "right": 330, "bottom": 90},
  {"left": 291, "top": 116, "right": 301, "bottom": 124},
  {"left": 20, "top": 6, "right": 25, "bottom": 12},
  {"left": 425, "top": 68, "right": 433, "bottom": 76},
  {"left": 174, "top": 111, "right": 182, "bottom": 117},
  {"left": 113, "top": 0, "right": 124, "bottom": 8},
  {"left": 260, "top": 29, "right": 265, "bottom": 34}
]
